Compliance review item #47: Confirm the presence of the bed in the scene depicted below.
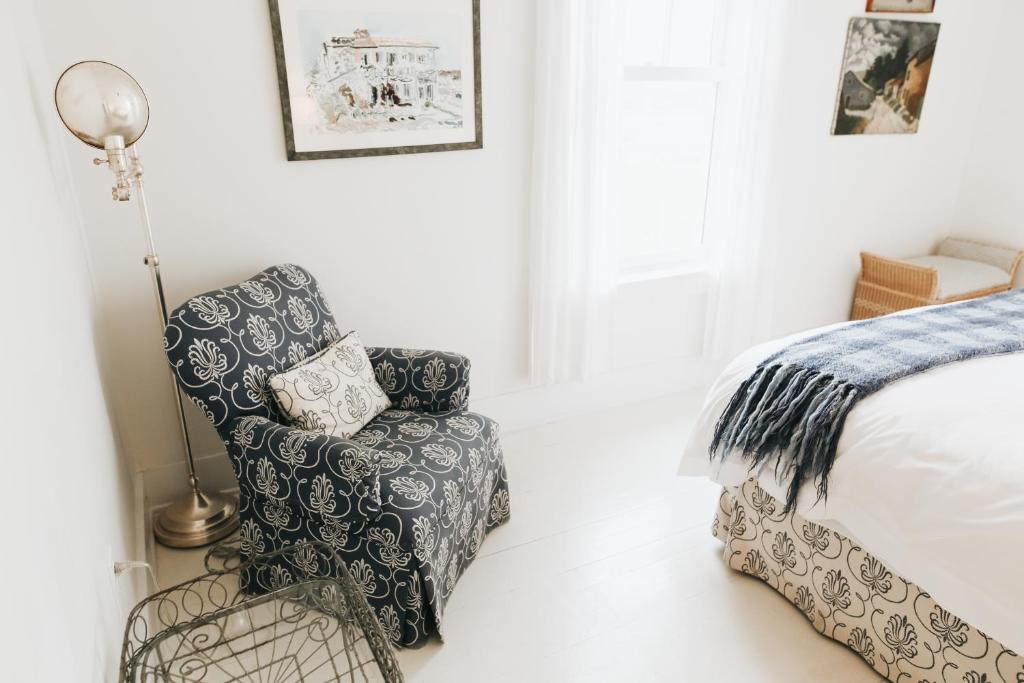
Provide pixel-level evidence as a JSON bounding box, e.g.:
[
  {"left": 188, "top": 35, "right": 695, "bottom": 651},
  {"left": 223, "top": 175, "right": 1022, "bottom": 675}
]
[{"left": 680, "top": 315, "right": 1024, "bottom": 682}]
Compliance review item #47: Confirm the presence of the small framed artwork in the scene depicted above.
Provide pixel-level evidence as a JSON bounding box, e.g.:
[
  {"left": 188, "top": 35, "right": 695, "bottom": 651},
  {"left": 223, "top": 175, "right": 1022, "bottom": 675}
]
[
  {"left": 832, "top": 18, "right": 940, "bottom": 136},
  {"left": 866, "top": 0, "right": 936, "bottom": 12},
  {"left": 268, "top": 0, "right": 482, "bottom": 160}
]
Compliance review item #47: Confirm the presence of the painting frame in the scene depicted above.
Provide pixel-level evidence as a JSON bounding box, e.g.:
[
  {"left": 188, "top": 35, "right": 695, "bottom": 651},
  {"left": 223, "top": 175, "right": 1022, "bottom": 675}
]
[
  {"left": 267, "top": 0, "right": 483, "bottom": 161},
  {"left": 831, "top": 17, "right": 940, "bottom": 136},
  {"left": 865, "top": 0, "right": 936, "bottom": 13}
]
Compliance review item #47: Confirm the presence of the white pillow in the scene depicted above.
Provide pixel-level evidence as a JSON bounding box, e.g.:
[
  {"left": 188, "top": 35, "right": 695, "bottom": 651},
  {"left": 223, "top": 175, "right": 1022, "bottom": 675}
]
[{"left": 269, "top": 331, "right": 391, "bottom": 438}]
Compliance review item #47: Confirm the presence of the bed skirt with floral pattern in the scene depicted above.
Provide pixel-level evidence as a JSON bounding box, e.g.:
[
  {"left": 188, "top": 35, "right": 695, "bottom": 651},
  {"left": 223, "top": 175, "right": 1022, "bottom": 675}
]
[{"left": 714, "top": 480, "right": 1023, "bottom": 683}]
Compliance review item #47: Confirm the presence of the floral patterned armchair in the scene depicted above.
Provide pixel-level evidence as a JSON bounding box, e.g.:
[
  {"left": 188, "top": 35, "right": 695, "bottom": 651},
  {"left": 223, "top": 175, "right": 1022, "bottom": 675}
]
[{"left": 163, "top": 264, "right": 511, "bottom": 647}]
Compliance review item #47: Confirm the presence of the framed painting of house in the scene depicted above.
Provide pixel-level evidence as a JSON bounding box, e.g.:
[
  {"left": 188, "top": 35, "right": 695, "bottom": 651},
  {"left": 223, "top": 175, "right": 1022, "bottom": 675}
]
[
  {"left": 268, "top": 0, "right": 482, "bottom": 160},
  {"left": 831, "top": 18, "right": 940, "bottom": 136},
  {"left": 866, "top": 0, "right": 936, "bottom": 12}
]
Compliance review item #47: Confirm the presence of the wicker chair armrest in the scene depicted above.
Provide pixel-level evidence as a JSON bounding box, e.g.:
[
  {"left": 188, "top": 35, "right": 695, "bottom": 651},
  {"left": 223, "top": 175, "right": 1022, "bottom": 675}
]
[
  {"left": 859, "top": 252, "right": 938, "bottom": 300},
  {"left": 1008, "top": 252, "right": 1023, "bottom": 283}
]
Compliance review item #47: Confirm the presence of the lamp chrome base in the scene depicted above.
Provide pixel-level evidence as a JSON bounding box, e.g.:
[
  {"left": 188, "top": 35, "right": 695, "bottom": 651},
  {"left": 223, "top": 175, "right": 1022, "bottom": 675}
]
[{"left": 154, "top": 488, "right": 240, "bottom": 549}]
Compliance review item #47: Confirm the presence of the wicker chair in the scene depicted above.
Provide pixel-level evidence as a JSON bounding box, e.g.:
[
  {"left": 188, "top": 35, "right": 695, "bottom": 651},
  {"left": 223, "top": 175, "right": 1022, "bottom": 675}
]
[{"left": 851, "top": 237, "right": 1023, "bottom": 320}]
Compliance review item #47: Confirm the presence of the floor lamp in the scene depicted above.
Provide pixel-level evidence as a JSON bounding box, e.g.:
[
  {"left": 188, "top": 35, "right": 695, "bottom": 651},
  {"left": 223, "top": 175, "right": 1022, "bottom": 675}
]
[{"left": 54, "top": 61, "right": 238, "bottom": 548}]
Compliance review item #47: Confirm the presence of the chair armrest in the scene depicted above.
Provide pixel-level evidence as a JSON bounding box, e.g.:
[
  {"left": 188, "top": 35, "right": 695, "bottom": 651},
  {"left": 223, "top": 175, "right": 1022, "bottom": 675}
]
[
  {"left": 365, "top": 347, "right": 471, "bottom": 412},
  {"left": 859, "top": 251, "right": 938, "bottom": 300},
  {"left": 228, "top": 416, "right": 382, "bottom": 531}
]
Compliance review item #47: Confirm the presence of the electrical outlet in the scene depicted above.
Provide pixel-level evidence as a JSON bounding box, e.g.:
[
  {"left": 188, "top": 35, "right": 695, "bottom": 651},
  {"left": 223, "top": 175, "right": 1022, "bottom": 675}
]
[
  {"left": 107, "top": 543, "right": 126, "bottom": 620},
  {"left": 111, "top": 557, "right": 157, "bottom": 610},
  {"left": 107, "top": 544, "right": 118, "bottom": 585}
]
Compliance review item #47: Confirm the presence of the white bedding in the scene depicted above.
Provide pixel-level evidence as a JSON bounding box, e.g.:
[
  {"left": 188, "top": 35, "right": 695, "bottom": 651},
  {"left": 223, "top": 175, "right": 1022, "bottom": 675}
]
[{"left": 680, "top": 318, "right": 1024, "bottom": 653}]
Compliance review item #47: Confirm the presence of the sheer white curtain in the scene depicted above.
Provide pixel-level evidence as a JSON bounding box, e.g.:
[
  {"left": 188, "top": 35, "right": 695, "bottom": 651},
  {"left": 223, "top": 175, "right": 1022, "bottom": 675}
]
[
  {"left": 528, "top": 1, "right": 624, "bottom": 385},
  {"left": 530, "top": 0, "right": 781, "bottom": 383},
  {"left": 704, "top": 1, "right": 787, "bottom": 362}
]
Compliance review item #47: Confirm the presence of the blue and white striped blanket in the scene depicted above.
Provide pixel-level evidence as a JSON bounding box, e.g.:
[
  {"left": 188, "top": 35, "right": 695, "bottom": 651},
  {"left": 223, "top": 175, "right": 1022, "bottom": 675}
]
[{"left": 711, "top": 289, "right": 1024, "bottom": 511}]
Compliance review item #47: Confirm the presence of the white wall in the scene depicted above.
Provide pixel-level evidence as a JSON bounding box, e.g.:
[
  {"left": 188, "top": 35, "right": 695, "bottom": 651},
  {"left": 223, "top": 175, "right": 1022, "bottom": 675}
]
[
  {"left": 757, "top": 0, "right": 1008, "bottom": 337},
  {"left": 34, "top": 1, "right": 537, "bottom": 491},
  {"left": 3, "top": 3, "right": 1014, "bottom": 674},
  {"left": 953, "top": 1, "right": 1024, "bottom": 281},
  {"left": 30, "top": 0, "right": 1016, "bottom": 503},
  {"left": 0, "top": 4, "right": 140, "bottom": 681}
]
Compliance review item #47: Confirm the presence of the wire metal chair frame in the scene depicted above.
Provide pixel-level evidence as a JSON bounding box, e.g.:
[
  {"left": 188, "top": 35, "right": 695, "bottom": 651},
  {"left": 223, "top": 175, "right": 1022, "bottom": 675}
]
[{"left": 119, "top": 540, "right": 404, "bottom": 683}]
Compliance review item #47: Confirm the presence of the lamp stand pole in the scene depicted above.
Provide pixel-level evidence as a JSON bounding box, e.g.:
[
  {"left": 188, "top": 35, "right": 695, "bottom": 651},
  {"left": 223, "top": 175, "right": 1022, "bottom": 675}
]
[
  {"left": 53, "top": 62, "right": 236, "bottom": 547},
  {"left": 124, "top": 146, "right": 239, "bottom": 548}
]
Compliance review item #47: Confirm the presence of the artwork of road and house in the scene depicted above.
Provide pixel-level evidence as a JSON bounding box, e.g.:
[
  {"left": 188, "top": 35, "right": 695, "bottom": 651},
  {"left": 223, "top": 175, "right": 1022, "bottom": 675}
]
[
  {"left": 269, "top": 0, "right": 481, "bottom": 159},
  {"left": 832, "top": 18, "right": 940, "bottom": 136}
]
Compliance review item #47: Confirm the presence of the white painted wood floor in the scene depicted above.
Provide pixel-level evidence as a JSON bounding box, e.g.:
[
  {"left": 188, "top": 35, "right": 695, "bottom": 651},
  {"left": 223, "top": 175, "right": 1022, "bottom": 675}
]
[{"left": 155, "top": 391, "right": 881, "bottom": 682}]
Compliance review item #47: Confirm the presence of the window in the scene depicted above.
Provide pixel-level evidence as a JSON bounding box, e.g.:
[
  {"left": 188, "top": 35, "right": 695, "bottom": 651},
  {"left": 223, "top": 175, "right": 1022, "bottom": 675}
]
[{"left": 617, "top": 0, "right": 724, "bottom": 276}]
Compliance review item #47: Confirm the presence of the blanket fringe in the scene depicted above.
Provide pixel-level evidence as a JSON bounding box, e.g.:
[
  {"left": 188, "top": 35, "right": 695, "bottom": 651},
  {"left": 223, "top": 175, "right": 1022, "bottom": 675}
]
[{"left": 710, "top": 364, "right": 858, "bottom": 512}]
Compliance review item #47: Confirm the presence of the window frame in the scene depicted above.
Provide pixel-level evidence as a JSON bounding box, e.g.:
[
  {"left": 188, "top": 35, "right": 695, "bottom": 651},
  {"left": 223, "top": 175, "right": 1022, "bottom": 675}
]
[{"left": 616, "top": 1, "right": 730, "bottom": 280}]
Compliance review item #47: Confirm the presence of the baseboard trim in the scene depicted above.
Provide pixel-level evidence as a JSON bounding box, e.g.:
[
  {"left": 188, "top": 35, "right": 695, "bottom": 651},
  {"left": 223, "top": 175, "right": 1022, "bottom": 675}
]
[
  {"left": 135, "top": 469, "right": 149, "bottom": 566},
  {"left": 472, "top": 356, "right": 718, "bottom": 433}
]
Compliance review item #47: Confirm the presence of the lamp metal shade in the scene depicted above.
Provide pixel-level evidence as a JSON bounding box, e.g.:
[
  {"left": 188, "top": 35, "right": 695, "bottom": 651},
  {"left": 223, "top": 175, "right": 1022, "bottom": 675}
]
[{"left": 54, "top": 61, "right": 149, "bottom": 149}]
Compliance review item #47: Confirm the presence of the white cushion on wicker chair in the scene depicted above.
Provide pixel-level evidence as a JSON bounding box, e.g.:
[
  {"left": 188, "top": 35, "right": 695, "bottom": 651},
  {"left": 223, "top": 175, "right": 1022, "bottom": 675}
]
[{"left": 904, "top": 255, "right": 1011, "bottom": 299}]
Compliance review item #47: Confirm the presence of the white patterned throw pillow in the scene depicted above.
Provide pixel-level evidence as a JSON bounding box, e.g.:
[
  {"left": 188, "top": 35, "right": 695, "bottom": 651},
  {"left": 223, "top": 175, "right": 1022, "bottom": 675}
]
[{"left": 269, "top": 331, "right": 391, "bottom": 438}]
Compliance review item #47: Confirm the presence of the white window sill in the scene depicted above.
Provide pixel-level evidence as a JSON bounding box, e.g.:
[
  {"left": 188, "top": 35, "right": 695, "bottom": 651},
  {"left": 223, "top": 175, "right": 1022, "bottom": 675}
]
[{"left": 616, "top": 262, "right": 713, "bottom": 286}]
